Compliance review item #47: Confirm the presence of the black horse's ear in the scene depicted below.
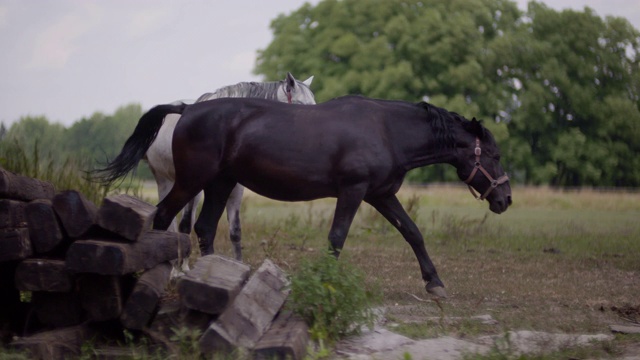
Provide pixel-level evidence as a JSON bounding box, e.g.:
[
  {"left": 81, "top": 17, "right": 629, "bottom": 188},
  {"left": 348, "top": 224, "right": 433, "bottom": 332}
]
[
  {"left": 464, "top": 117, "right": 485, "bottom": 139},
  {"left": 286, "top": 72, "right": 296, "bottom": 91}
]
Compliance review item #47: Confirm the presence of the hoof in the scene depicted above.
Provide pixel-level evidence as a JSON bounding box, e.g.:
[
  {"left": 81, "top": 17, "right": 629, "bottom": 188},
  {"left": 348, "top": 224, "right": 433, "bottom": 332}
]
[
  {"left": 199, "top": 245, "right": 213, "bottom": 256},
  {"left": 426, "top": 284, "right": 448, "bottom": 299}
]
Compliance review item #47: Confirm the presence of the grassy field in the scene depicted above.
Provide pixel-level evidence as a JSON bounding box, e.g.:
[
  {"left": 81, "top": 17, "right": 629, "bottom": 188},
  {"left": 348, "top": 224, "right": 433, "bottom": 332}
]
[{"left": 145, "top": 183, "right": 640, "bottom": 357}]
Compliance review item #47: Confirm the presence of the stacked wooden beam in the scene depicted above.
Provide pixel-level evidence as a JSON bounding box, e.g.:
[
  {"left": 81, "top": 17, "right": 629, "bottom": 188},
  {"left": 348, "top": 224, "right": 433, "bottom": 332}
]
[
  {"left": 0, "top": 167, "right": 309, "bottom": 359},
  {"left": 0, "top": 167, "right": 188, "bottom": 355}
]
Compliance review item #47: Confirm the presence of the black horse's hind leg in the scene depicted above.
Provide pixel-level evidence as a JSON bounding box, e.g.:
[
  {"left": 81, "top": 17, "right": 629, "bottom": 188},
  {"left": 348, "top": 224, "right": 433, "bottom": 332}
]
[
  {"left": 154, "top": 183, "right": 203, "bottom": 276},
  {"left": 194, "top": 179, "right": 237, "bottom": 256},
  {"left": 154, "top": 187, "right": 196, "bottom": 231},
  {"left": 328, "top": 186, "right": 367, "bottom": 257},
  {"left": 366, "top": 194, "right": 447, "bottom": 298}
]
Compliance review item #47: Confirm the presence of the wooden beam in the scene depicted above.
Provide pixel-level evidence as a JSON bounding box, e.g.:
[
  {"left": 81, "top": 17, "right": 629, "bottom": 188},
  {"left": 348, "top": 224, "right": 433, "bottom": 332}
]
[
  {"left": 0, "top": 228, "right": 32, "bottom": 262},
  {"left": 52, "top": 190, "right": 98, "bottom": 239},
  {"left": 65, "top": 230, "right": 190, "bottom": 275},
  {"left": 78, "top": 274, "right": 132, "bottom": 322},
  {"left": 148, "top": 300, "right": 215, "bottom": 341},
  {"left": 97, "top": 194, "right": 157, "bottom": 241},
  {"left": 15, "top": 258, "right": 74, "bottom": 292},
  {"left": 178, "top": 254, "right": 251, "bottom": 315},
  {"left": 10, "top": 324, "right": 95, "bottom": 360},
  {"left": 0, "top": 199, "right": 27, "bottom": 228},
  {"left": 254, "top": 311, "right": 309, "bottom": 360},
  {"left": 199, "top": 259, "right": 290, "bottom": 353},
  {"left": 0, "top": 167, "right": 55, "bottom": 202},
  {"left": 25, "top": 199, "right": 66, "bottom": 253},
  {"left": 120, "top": 262, "right": 172, "bottom": 330}
]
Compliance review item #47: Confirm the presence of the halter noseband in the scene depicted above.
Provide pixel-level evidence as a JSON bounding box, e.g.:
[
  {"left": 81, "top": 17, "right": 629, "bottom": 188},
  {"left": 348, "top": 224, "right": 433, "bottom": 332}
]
[{"left": 464, "top": 137, "right": 510, "bottom": 200}]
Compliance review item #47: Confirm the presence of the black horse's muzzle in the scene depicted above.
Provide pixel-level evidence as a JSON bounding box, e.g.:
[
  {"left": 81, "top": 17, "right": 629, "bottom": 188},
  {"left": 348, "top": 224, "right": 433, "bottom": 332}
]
[{"left": 464, "top": 137, "right": 511, "bottom": 212}]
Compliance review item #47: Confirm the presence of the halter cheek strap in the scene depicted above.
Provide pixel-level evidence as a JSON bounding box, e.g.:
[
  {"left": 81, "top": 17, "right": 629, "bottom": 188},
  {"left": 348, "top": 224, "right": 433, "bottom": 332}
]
[
  {"left": 464, "top": 137, "right": 510, "bottom": 200},
  {"left": 282, "top": 84, "right": 293, "bottom": 104}
]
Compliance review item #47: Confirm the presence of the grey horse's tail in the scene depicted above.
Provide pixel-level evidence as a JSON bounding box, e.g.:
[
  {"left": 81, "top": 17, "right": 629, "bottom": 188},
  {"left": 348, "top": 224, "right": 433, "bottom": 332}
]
[{"left": 92, "top": 102, "right": 188, "bottom": 185}]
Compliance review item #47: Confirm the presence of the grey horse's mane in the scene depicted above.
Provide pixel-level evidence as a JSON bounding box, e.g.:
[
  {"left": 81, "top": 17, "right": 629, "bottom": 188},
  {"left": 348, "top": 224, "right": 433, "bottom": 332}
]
[{"left": 197, "top": 80, "right": 305, "bottom": 102}]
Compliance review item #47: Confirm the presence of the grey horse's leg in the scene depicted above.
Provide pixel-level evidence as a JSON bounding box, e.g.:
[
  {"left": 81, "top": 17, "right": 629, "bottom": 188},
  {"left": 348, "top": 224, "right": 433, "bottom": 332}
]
[
  {"left": 225, "top": 185, "right": 244, "bottom": 261},
  {"left": 179, "top": 191, "right": 202, "bottom": 234}
]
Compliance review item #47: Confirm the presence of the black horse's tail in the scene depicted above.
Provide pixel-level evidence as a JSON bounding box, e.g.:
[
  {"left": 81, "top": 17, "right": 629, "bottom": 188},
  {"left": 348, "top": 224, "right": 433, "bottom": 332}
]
[{"left": 92, "top": 102, "right": 188, "bottom": 185}]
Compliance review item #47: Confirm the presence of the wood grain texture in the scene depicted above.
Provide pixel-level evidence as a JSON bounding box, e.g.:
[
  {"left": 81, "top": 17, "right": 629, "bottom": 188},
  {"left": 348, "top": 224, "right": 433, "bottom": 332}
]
[{"left": 199, "top": 259, "right": 290, "bottom": 353}]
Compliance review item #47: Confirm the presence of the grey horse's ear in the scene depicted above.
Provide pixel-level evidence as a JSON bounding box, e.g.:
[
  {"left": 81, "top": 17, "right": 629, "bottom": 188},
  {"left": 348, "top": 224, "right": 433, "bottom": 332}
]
[
  {"left": 302, "top": 75, "right": 314, "bottom": 86},
  {"left": 286, "top": 72, "right": 296, "bottom": 91}
]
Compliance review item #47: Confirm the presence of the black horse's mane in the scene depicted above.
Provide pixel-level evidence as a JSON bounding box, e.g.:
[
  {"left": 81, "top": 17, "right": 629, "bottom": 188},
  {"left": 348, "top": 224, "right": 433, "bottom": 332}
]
[
  {"left": 416, "top": 101, "right": 495, "bottom": 148},
  {"left": 417, "top": 101, "right": 487, "bottom": 148}
]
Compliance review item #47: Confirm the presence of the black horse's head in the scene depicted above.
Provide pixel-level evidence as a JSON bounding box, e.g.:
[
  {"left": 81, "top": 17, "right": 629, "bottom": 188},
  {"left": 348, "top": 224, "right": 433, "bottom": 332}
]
[{"left": 455, "top": 118, "right": 512, "bottom": 214}]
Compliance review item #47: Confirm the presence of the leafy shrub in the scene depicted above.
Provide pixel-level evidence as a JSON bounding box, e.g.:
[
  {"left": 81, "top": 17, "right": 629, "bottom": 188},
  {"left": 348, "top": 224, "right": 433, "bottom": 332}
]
[{"left": 287, "top": 252, "right": 380, "bottom": 343}]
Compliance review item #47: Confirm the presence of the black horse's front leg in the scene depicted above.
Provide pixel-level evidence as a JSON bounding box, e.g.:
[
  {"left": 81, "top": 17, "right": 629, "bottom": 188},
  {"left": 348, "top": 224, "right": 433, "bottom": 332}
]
[{"left": 366, "top": 194, "right": 447, "bottom": 298}]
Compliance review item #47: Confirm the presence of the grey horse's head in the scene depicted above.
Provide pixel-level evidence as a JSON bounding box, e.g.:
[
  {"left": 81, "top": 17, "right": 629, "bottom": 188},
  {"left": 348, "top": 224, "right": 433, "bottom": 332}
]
[{"left": 277, "top": 72, "right": 315, "bottom": 105}]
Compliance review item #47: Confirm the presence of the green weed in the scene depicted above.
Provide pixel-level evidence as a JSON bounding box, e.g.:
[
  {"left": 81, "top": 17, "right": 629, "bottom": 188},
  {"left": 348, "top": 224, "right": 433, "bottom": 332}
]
[
  {"left": 287, "top": 252, "right": 381, "bottom": 343},
  {"left": 169, "top": 326, "right": 203, "bottom": 358}
]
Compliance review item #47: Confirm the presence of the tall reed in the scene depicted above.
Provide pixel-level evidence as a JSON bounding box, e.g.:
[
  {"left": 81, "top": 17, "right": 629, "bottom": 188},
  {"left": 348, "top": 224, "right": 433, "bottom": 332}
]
[{"left": 0, "top": 139, "right": 141, "bottom": 204}]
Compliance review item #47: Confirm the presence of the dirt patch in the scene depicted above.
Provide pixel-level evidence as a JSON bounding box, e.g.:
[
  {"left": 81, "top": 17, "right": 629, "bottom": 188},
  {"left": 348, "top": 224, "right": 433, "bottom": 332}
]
[
  {"left": 226, "top": 186, "right": 640, "bottom": 358},
  {"left": 333, "top": 307, "right": 640, "bottom": 360}
]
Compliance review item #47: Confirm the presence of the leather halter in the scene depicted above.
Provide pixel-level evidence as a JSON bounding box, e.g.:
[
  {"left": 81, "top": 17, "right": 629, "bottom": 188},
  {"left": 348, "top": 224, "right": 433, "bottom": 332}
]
[
  {"left": 464, "top": 137, "right": 510, "bottom": 200},
  {"left": 282, "top": 84, "right": 293, "bottom": 104}
]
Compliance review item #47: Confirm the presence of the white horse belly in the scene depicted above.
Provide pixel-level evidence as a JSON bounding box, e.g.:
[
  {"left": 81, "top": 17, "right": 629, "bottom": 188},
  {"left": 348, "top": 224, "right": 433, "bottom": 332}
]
[{"left": 146, "top": 113, "right": 181, "bottom": 182}]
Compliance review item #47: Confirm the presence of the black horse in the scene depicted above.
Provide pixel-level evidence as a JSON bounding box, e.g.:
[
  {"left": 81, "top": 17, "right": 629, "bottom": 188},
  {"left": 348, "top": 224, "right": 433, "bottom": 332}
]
[{"left": 96, "top": 95, "right": 511, "bottom": 298}]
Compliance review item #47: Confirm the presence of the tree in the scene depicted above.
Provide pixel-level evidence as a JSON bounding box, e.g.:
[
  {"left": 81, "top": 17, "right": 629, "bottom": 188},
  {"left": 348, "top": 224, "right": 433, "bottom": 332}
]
[
  {"left": 487, "top": 2, "right": 640, "bottom": 185},
  {"left": 65, "top": 103, "right": 142, "bottom": 162},
  {"left": 65, "top": 103, "right": 150, "bottom": 178},
  {"left": 256, "top": 0, "right": 522, "bottom": 182},
  {"left": 0, "top": 116, "right": 66, "bottom": 178},
  {"left": 255, "top": 0, "right": 640, "bottom": 186},
  {"left": 3, "top": 116, "right": 65, "bottom": 152}
]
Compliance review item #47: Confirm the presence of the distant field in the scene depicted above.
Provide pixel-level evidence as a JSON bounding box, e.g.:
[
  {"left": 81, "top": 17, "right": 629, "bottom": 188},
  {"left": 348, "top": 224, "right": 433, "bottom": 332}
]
[{"left": 144, "top": 182, "right": 640, "bottom": 344}]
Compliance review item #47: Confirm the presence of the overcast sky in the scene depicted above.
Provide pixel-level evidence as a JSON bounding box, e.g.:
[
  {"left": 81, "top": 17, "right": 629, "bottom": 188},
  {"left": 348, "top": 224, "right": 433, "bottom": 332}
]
[{"left": 1, "top": 0, "right": 638, "bottom": 127}]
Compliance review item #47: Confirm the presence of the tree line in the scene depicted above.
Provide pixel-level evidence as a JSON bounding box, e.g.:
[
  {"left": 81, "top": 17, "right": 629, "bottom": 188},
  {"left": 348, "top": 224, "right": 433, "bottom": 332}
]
[
  {"left": 2, "top": 0, "right": 639, "bottom": 187},
  {"left": 0, "top": 104, "right": 152, "bottom": 182}
]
